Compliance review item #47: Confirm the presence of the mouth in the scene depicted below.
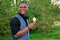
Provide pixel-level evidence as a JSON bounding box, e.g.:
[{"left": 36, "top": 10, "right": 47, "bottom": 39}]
[{"left": 20, "top": 10, "right": 26, "bottom": 14}]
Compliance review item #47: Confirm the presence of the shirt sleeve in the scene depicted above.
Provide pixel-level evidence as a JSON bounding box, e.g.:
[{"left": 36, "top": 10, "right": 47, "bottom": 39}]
[{"left": 10, "top": 17, "right": 20, "bottom": 35}]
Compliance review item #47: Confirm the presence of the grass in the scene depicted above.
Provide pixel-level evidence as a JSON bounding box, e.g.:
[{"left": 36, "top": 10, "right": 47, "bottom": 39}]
[{"left": 0, "top": 26, "right": 60, "bottom": 40}]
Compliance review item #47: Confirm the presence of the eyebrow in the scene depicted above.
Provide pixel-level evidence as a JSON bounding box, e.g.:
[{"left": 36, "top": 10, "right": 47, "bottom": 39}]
[{"left": 20, "top": 6, "right": 27, "bottom": 8}]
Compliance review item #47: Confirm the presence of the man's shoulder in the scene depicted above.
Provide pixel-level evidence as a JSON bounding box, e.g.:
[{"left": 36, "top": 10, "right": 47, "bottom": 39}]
[{"left": 10, "top": 17, "right": 19, "bottom": 23}]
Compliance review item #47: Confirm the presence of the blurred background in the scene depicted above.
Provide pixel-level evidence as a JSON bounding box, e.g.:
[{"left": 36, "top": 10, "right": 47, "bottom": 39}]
[{"left": 0, "top": 0, "right": 60, "bottom": 40}]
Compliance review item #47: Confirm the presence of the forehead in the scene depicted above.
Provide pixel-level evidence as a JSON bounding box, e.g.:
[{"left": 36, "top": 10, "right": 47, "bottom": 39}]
[{"left": 19, "top": 3, "right": 27, "bottom": 7}]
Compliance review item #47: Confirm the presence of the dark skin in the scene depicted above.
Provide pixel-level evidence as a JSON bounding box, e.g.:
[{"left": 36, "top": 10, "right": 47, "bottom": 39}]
[{"left": 14, "top": 3, "right": 35, "bottom": 38}]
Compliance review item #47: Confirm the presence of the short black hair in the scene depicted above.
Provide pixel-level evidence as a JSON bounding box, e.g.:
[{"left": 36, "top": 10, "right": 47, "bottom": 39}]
[{"left": 18, "top": 1, "right": 27, "bottom": 6}]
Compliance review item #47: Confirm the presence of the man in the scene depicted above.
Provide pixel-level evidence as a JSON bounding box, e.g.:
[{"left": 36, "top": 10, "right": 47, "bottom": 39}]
[{"left": 10, "top": 1, "right": 35, "bottom": 40}]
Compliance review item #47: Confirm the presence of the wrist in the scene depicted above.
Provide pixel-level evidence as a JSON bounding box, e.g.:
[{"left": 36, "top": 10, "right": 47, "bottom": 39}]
[{"left": 26, "top": 26, "right": 29, "bottom": 30}]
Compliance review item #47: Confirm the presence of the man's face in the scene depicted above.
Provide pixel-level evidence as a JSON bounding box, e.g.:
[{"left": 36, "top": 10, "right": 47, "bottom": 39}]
[{"left": 18, "top": 3, "right": 28, "bottom": 15}]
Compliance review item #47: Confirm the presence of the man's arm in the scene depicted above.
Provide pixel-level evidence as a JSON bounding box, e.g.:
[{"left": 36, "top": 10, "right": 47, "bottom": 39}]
[
  {"left": 10, "top": 17, "right": 20, "bottom": 36},
  {"left": 14, "top": 27, "right": 29, "bottom": 38},
  {"left": 14, "top": 23, "right": 35, "bottom": 38}
]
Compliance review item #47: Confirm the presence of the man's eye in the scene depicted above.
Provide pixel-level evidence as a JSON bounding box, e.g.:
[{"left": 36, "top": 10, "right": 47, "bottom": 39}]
[{"left": 20, "top": 7, "right": 27, "bottom": 8}]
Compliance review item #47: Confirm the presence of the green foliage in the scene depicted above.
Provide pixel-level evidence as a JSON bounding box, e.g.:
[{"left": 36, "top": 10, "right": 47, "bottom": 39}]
[{"left": 0, "top": 0, "right": 60, "bottom": 35}]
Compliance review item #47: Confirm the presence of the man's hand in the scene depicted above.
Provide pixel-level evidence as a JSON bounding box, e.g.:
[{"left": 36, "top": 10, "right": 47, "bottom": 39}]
[{"left": 28, "top": 23, "right": 35, "bottom": 29}]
